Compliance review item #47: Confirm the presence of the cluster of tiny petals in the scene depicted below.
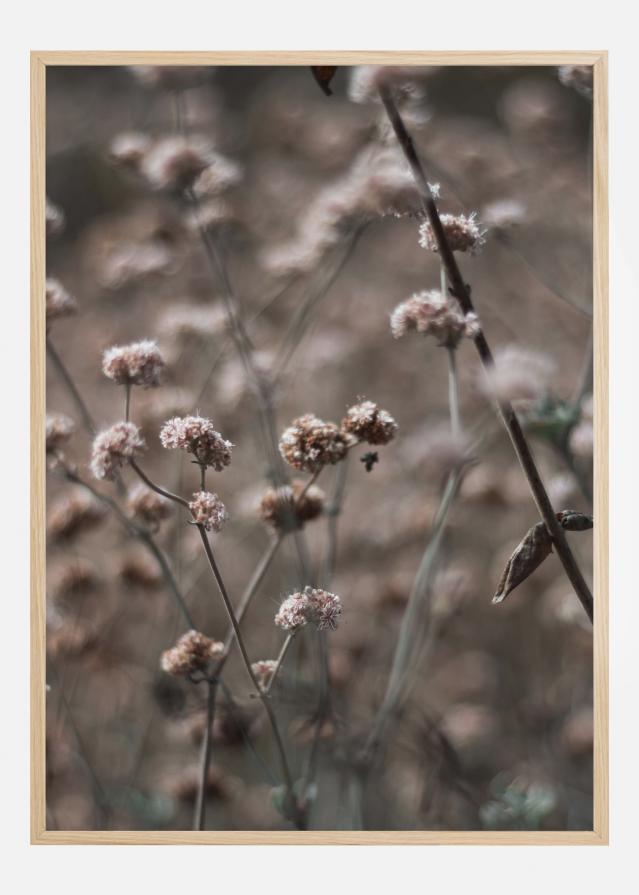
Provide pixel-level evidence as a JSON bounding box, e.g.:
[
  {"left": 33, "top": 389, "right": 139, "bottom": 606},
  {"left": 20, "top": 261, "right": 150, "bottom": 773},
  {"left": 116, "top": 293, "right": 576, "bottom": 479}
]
[
  {"left": 102, "top": 340, "right": 165, "bottom": 388},
  {"left": 418, "top": 213, "right": 486, "bottom": 254},
  {"left": 46, "top": 413, "right": 74, "bottom": 453},
  {"left": 279, "top": 414, "right": 349, "bottom": 473},
  {"left": 251, "top": 659, "right": 278, "bottom": 691},
  {"left": 160, "top": 629, "right": 224, "bottom": 678},
  {"left": 46, "top": 278, "right": 77, "bottom": 323},
  {"left": 159, "top": 415, "right": 233, "bottom": 470},
  {"left": 275, "top": 586, "right": 342, "bottom": 632},
  {"left": 259, "top": 480, "right": 325, "bottom": 532},
  {"left": 127, "top": 483, "right": 172, "bottom": 529},
  {"left": 341, "top": 401, "right": 398, "bottom": 446},
  {"left": 391, "top": 290, "right": 480, "bottom": 348},
  {"left": 189, "top": 491, "right": 229, "bottom": 533},
  {"left": 90, "top": 422, "right": 146, "bottom": 480}
]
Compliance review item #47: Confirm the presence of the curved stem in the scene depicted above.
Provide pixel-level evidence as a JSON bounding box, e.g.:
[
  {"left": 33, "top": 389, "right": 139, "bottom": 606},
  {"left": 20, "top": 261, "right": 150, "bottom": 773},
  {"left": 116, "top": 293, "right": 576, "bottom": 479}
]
[
  {"left": 129, "top": 459, "right": 191, "bottom": 511},
  {"left": 379, "top": 85, "right": 593, "bottom": 624},
  {"left": 46, "top": 337, "right": 96, "bottom": 435},
  {"left": 195, "top": 525, "right": 301, "bottom": 826}
]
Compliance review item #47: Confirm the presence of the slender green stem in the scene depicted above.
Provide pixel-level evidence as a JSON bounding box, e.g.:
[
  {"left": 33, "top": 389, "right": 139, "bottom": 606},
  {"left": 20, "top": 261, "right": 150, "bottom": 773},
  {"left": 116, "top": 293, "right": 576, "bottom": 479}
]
[
  {"left": 264, "top": 634, "right": 295, "bottom": 695},
  {"left": 129, "top": 459, "right": 191, "bottom": 510},
  {"left": 124, "top": 384, "right": 131, "bottom": 423},
  {"left": 447, "top": 347, "right": 461, "bottom": 440}
]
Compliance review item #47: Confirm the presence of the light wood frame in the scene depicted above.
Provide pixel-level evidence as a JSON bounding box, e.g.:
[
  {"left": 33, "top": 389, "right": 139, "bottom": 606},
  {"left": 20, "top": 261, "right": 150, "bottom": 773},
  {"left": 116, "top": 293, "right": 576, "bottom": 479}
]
[{"left": 31, "top": 50, "right": 608, "bottom": 845}]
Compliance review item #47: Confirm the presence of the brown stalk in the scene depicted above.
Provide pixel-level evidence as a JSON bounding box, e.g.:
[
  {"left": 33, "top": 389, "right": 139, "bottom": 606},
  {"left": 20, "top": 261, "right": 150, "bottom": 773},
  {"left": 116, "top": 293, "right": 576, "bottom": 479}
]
[{"left": 378, "top": 85, "right": 593, "bottom": 624}]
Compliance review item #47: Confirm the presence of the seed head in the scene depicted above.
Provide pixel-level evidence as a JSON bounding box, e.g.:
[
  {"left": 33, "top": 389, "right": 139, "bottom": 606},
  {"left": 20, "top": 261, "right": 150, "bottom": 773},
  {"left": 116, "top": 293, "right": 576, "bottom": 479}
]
[
  {"left": 279, "top": 414, "right": 349, "bottom": 473},
  {"left": 259, "top": 480, "right": 325, "bottom": 533},
  {"left": 90, "top": 422, "right": 146, "bottom": 480},
  {"left": 418, "top": 213, "right": 486, "bottom": 254},
  {"left": 46, "top": 413, "right": 74, "bottom": 454},
  {"left": 46, "top": 278, "right": 77, "bottom": 324},
  {"left": 159, "top": 415, "right": 233, "bottom": 470},
  {"left": 391, "top": 290, "right": 480, "bottom": 348},
  {"left": 127, "top": 483, "right": 172, "bottom": 530},
  {"left": 341, "top": 401, "right": 398, "bottom": 445},
  {"left": 160, "top": 630, "right": 224, "bottom": 678},
  {"left": 275, "top": 586, "right": 342, "bottom": 632},
  {"left": 102, "top": 340, "right": 165, "bottom": 388},
  {"left": 189, "top": 491, "right": 229, "bottom": 532}
]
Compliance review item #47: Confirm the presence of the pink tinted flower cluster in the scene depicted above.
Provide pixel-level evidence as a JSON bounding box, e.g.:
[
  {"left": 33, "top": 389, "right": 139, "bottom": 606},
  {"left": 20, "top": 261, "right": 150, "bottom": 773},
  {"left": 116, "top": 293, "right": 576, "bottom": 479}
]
[
  {"left": 341, "top": 401, "right": 398, "bottom": 445},
  {"left": 259, "top": 480, "right": 325, "bottom": 533},
  {"left": 418, "top": 213, "right": 486, "bottom": 254},
  {"left": 251, "top": 659, "right": 278, "bottom": 691},
  {"left": 189, "top": 491, "right": 229, "bottom": 532},
  {"left": 160, "top": 630, "right": 224, "bottom": 678},
  {"left": 391, "top": 290, "right": 480, "bottom": 348},
  {"left": 102, "top": 340, "right": 165, "bottom": 388},
  {"left": 46, "top": 278, "right": 77, "bottom": 323},
  {"left": 279, "top": 414, "right": 349, "bottom": 473},
  {"left": 127, "top": 484, "right": 172, "bottom": 530},
  {"left": 46, "top": 413, "right": 74, "bottom": 454},
  {"left": 275, "top": 586, "right": 342, "bottom": 632},
  {"left": 90, "top": 422, "right": 146, "bottom": 480},
  {"left": 159, "top": 415, "right": 233, "bottom": 470}
]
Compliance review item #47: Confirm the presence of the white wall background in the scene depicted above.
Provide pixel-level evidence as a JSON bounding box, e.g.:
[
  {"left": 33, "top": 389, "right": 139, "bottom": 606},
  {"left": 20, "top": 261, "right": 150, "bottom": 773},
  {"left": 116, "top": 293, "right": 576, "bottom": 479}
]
[{"left": 1, "top": 2, "right": 635, "bottom": 890}]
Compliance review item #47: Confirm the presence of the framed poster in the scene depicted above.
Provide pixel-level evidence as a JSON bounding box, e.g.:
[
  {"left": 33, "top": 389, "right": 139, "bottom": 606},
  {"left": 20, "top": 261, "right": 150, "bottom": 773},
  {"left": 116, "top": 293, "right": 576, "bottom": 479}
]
[{"left": 31, "top": 51, "right": 608, "bottom": 844}]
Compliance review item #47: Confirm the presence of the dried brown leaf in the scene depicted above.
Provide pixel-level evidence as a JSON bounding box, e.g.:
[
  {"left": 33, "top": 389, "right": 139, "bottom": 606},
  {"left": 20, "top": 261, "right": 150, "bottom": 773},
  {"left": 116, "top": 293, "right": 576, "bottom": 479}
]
[{"left": 492, "top": 521, "right": 552, "bottom": 604}]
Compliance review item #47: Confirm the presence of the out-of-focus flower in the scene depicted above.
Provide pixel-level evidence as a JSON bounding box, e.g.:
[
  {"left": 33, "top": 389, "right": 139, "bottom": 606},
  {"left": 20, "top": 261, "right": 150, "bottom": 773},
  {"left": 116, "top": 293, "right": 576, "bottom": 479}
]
[
  {"left": 279, "top": 414, "right": 349, "bottom": 473},
  {"left": 142, "top": 136, "right": 218, "bottom": 192},
  {"left": 109, "top": 131, "right": 152, "bottom": 170},
  {"left": 50, "top": 559, "right": 100, "bottom": 602},
  {"left": 189, "top": 491, "right": 228, "bottom": 532},
  {"left": 102, "top": 340, "right": 165, "bottom": 388},
  {"left": 558, "top": 65, "right": 593, "bottom": 99},
  {"left": 128, "top": 65, "right": 211, "bottom": 91},
  {"left": 482, "top": 198, "right": 527, "bottom": 231},
  {"left": 118, "top": 551, "right": 163, "bottom": 589},
  {"left": 251, "top": 660, "right": 278, "bottom": 692},
  {"left": 90, "top": 422, "right": 146, "bottom": 480},
  {"left": 569, "top": 394, "right": 593, "bottom": 458},
  {"left": 258, "top": 480, "right": 325, "bottom": 533},
  {"left": 46, "top": 413, "right": 74, "bottom": 455},
  {"left": 160, "top": 629, "right": 223, "bottom": 677},
  {"left": 159, "top": 415, "right": 233, "bottom": 471},
  {"left": 191, "top": 153, "right": 242, "bottom": 198},
  {"left": 400, "top": 422, "right": 470, "bottom": 478},
  {"left": 391, "top": 290, "right": 479, "bottom": 347},
  {"left": 46, "top": 197, "right": 65, "bottom": 237},
  {"left": 418, "top": 213, "right": 486, "bottom": 254},
  {"left": 46, "top": 278, "right": 77, "bottom": 324},
  {"left": 47, "top": 489, "right": 106, "bottom": 542},
  {"left": 481, "top": 345, "right": 555, "bottom": 404},
  {"left": 341, "top": 400, "right": 398, "bottom": 445},
  {"left": 159, "top": 304, "right": 226, "bottom": 342},
  {"left": 348, "top": 65, "right": 437, "bottom": 106},
  {"left": 275, "top": 586, "right": 342, "bottom": 632},
  {"left": 127, "top": 483, "right": 172, "bottom": 530},
  {"left": 100, "top": 237, "right": 179, "bottom": 289}
]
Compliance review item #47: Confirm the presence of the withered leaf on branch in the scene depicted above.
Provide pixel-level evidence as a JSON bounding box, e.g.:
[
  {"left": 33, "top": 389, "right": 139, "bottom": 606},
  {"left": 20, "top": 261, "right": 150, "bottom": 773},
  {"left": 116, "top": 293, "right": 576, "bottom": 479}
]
[
  {"left": 311, "top": 66, "right": 338, "bottom": 96},
  {"left": 493, "top": 521, "right": 553, "bottom": 604},
  {"left": 556, "top": 510, "right": 594, "bottom": 531}
]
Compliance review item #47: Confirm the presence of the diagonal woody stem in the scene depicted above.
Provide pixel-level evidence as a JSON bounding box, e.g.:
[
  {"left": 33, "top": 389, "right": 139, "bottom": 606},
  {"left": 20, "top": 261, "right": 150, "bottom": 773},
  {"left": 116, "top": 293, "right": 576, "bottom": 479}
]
[{"left": 378, "top": 85, "right": 593, "bottom": 624}]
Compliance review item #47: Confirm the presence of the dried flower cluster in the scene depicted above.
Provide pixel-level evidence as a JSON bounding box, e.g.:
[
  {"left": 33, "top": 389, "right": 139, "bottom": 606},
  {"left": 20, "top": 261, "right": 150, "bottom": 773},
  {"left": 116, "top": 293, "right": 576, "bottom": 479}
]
[
  {"left": 160, "top": 415, "right": 233, "bottom": 470},
  {"left": 258, "top": 480, "right": 326, "bottom": 533},
  {"left": 189, "top": 491, "right": 229, "bottom": 532},
  {"left": 391, "top": 290, "right": 480, "bottom": 348},
  {"left": 46, "top": 197, "right": 65, "bottom": 237},
  {"left": 46, "top": 413, "right": 74, "bottom": 454},
  {"left": 160, "top": 630, "right": 224, "bottom": 678},
  {"left": 348, "top": 65, "right": 435, "bottom": 106},
  {"left": 46, "top": 278, "right": 77, "bottom": 324},
  {"left": 275, "top": 586, "right": 342, "bottom": 632},
  {"left": 129, "top": 135, "right": 241, "bottom": 195},
  {"left": 279, "top": 414, "right": 349, "bottom": 473},
  {"left": 90, "top": 422, "right": 146, "bottom": 480},
  {"left": 102, "top": 340, "right": 165, "bottom": 388},
  {"left": 418, "top": 213, "right": 486, "bottom": 254},
  {"left": 109, "top": 132, "right": 152, "bottom": 169},
  {"left": 558, "top": 65, "right": 593, "bottom": 99},
  {"left": 127, "top": 483, "right": 172, "bottom": 530},
  {"left": 341, "top": 401, "right": 398, "bottom": 445}
]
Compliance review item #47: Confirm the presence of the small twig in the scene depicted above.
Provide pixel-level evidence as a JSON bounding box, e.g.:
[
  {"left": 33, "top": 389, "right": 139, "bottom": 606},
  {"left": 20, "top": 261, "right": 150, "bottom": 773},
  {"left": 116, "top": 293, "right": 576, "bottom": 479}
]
[
  {"left": 264, "top": 633, "right": 295, "bottom": 695},
  {"left": 129, "top": 459, "right": 191, "bottom": 510},
  {"left": 46, "top": 337, "right": 97, "bottom": 435},
  {"left": 378, "top": 85, "right": 593, "bottom": 624}
]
